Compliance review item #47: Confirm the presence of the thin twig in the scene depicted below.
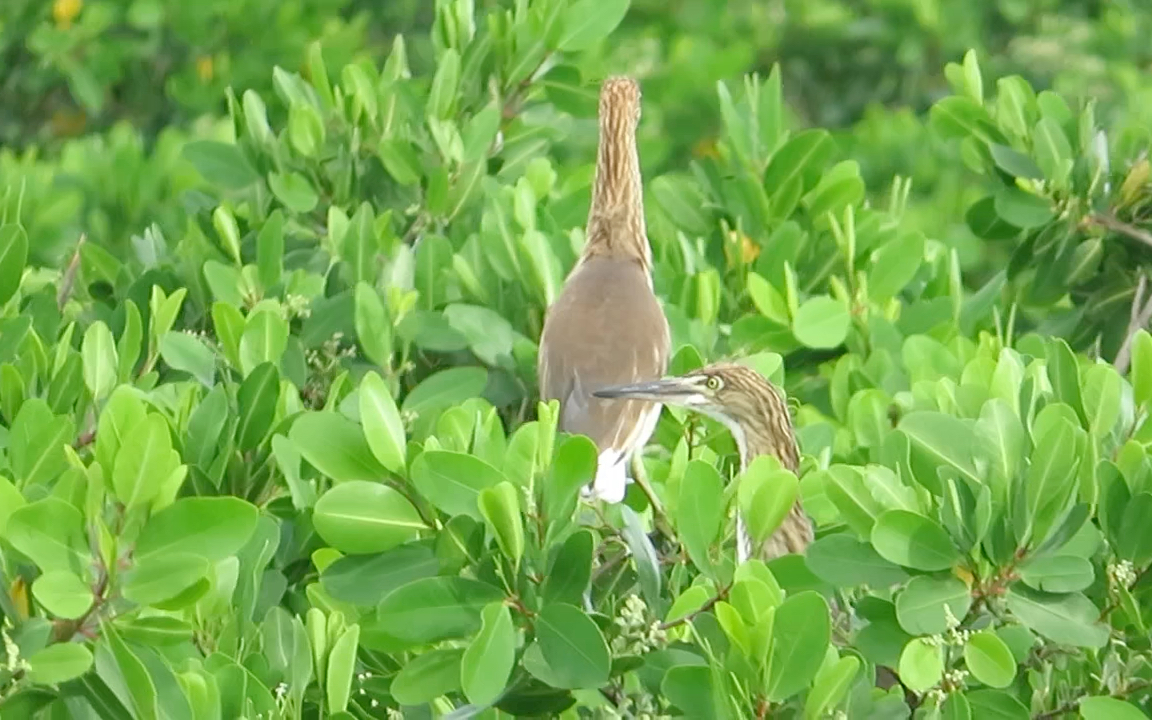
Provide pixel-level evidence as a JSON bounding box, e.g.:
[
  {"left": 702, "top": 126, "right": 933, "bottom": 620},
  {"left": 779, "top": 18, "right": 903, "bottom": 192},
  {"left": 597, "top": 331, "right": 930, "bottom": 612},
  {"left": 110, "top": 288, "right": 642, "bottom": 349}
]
[
  {"left": 1115, "top": 272, "right": 1152, "bottom": 374},
  {"left": 1090, "top": 213, "right": 1152, "bottom": 250}
]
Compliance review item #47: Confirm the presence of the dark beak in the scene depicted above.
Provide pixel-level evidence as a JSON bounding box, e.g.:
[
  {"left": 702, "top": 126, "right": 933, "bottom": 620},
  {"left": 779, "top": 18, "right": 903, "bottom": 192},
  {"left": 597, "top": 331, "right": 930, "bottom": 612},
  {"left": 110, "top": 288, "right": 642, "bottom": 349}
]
[{"left": 593, "top": 377, "right": 700, "bottom": 403}]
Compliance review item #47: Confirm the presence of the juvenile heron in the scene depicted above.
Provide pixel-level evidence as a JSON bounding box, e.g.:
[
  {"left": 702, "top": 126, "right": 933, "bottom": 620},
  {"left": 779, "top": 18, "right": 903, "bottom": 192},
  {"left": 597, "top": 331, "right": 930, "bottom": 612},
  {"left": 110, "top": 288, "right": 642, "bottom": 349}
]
[
  {"left": 594, "top": 362, "right": 813, "bottom": 563},
  {"left": 538, "top": 76, "right": 670, "bottom": 504}
]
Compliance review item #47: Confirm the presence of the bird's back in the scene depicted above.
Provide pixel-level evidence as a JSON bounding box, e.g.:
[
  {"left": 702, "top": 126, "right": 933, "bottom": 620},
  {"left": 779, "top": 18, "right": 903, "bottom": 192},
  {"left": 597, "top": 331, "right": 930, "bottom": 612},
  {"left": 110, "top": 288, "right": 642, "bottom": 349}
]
[{"left": 538, "top": 255, "right": 670, "bottom": 450}]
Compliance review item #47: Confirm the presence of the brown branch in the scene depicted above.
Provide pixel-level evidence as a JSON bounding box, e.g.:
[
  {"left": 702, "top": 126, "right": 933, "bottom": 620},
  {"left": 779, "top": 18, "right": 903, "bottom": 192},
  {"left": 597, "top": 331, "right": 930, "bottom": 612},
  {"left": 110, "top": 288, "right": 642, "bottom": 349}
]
[{"left": 1090, "top": 213, "right": 1152, "bottom": 250}]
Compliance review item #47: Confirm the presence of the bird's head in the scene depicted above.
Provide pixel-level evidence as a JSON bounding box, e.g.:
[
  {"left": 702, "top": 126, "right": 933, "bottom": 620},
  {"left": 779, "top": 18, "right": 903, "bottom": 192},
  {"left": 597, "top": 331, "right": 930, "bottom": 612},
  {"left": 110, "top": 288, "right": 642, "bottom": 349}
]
[{"left": 599, "top": 76, "right": 641, "bottom": 130}]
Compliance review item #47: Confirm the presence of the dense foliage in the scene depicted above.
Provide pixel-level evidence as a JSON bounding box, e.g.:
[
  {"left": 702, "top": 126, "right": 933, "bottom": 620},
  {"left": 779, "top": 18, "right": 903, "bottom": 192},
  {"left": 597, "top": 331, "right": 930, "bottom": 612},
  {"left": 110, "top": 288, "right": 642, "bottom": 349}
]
[{"left": 4, "top": 0, "right": 1152, "bottom": 718}]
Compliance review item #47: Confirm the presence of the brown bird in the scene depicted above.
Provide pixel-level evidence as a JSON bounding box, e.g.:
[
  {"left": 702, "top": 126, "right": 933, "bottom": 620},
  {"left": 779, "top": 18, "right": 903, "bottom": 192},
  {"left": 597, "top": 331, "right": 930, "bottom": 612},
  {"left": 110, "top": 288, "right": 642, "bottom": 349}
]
[
  {"left": 593, "top": 362, "right": 813, "bottom": 563},
  {"left": 537, "top": 76, "right": 670, "bottom": 504}
]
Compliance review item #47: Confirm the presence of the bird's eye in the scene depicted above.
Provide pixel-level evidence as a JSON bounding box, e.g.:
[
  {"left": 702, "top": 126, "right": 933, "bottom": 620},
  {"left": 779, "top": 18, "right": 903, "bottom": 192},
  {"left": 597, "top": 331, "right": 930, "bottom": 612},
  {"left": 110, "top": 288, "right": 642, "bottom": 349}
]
[{"left": 705, "top": 376, "right": 722, "bottom": 391}]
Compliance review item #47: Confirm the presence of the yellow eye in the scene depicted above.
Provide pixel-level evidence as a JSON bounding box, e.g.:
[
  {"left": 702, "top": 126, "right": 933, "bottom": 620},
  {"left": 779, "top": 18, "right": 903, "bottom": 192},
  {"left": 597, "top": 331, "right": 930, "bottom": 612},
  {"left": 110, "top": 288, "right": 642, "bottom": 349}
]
[{"left": 705, "top": 375, "right": 722, "bottom": 391}]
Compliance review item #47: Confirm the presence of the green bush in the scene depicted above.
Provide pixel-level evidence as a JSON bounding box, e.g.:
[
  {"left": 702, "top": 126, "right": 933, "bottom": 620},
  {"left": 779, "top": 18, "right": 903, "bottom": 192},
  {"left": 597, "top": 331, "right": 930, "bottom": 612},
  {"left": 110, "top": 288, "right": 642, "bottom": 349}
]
[{"left": 3, "top": 0, "right": 1152, "bottom": 718}]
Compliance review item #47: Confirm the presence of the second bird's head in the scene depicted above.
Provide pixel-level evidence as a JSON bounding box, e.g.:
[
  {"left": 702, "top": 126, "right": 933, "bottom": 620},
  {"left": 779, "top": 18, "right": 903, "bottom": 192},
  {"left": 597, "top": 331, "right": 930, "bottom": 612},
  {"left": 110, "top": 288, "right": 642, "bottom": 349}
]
[{"left": 592, "top": 362, "right": 787, "bottom": 433}]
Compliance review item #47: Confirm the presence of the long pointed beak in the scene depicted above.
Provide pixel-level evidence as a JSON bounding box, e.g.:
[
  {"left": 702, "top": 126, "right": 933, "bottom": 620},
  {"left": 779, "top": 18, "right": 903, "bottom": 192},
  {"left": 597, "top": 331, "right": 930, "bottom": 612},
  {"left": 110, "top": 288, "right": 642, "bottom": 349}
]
[{"left": 592, "top": 377, "right": 700, "bottom": 403}]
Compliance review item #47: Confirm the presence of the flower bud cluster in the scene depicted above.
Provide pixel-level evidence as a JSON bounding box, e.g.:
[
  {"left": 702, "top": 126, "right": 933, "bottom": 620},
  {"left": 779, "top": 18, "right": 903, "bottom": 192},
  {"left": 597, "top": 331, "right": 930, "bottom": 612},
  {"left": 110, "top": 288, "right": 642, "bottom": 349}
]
[{"left": 610, "top": 595, "right": 667, "bottom": 656}]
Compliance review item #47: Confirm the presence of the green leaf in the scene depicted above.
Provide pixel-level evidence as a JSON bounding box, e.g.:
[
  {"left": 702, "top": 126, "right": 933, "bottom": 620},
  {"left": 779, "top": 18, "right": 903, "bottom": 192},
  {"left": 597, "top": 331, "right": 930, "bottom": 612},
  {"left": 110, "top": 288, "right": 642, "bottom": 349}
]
[
  {"left": 289, "top": 411, "right": 387, "bottom": 483},
  {"left": 1004, "top": 585, "right": 1108, "bottom": 648},
  {"left": 426, "top": 49, "right": 460, "bottom": 119},
  {"left": 374, "top": 576, "right": 504, "bottom": 646},
  {"left": 536, "top": 603, "right": 611, "bottom": 689},
  {"left": 401, "top": 366, "right": 488, "bottom": 434},
  {"left": 239, "top": 309, "right": 289, "bottom": 375},
  {"left": 678, "top": 460, "right": 725, "bottom": 576},
  {"left": 325, "top": 623, "right": 359, "bottom": 713},
  {"left": 235, "top": 362, "right": 279, "bottom": 452},
  {"left": 737, "top": 455, "right": 799, "bottom": 547},
  {"left": 898, "top": 638, "right": 942, "bottom": 694},
  {"left": 803, "top": 160, "right": 865, "bottom": 218},
  {"left": 135, "top": 497, "right": 259, "bottom": 563},
  {"left": 256, "top": 211, "right": 285, "bottom": 289},
  {"left": 461, "top": 602, "right": 515, "bottom": 706},
  {"left": 765, "top": 129, "right": 835, "bottom": 197},
  {"left": 391, "top": 649, "right": 463, "bottom": 706},
  {"left": 805, "top": 654, "right": 859, "bottom": 720},
  {"left": 4, "top": 497, "right": 90, "bottom": 574},
  {"left": 32, "top": 570, "right": 95, "bottom": 619},
  {"left": 313, "top": 481, "right": 426, "bottom": 554},
  {"left": 869, "top": 230, "right": 926, "bottom": 302},
  {"left": 989, "top": 144, "right": 1043, "bottom": 179},
  {"left": 792, "top": 295, "right": 850, "bottom": 349},
  {"left": 1033, "top": 117, "right": 1074, "bottom": 187},
  {"left": 1082, "top": 364, "right": 1122, "bottom": 439},
  {"left": 112, "top": 413, "right": 176, "bottom": 509},
  {"left": 104, "top": 623, "right": 159, "bottom": 720},
  {"left": 9, "top": 399, "right": 73, "bottom": 487},
  {"left": 805, "top": 534, "right": 908, "bottom": 588},
  {"left": 871, "top": 510, "right": 960, "bottom": 571},
  {"left": 121, "top": 553, "right": 210, "bottom": 608},
  {"left": 321, "top": 542, "right": 438, "bottom": 606},
  {"left": 478, "top": 481, "right": 524, "bottom": 569},
  {"left": 1130, "top": 330, "right": 1152, "bottom": 410},
  {"left": 264, "top": 171, "right": 315, "bottom": 213},
  {"left": 994, "top": 186, "right": 1054, "bottom": 229},
  {"left": 26, "top": 642, "right": 94, "bottom": 685},
  {"left": 1079, "top": 697, "right": 1148, "bottom": 720},
  {"left": 158, "top": 331, "right": 215, "bottom": 386},
  {"left": 182, "top": 140, "right": 260, "bottom": 189},
  {"left": 410, "top": 449, "right": 507, "bottom": 520},
  {"left": 0, "top": 224, "right": 29, "bottom": 305},
  {"left": 1018, "top": 555, "right": 1094, "bottom": 593},
  {"left": 81, "top": 321, "right": 118, "bottom": 400},
  {"left": 354, "top": 283, "right": 392, "bottom": 368},
  {"left": 557, "top": 0, "right": 630, "bottom": 51},
  {"left": 1116, "top": 493, "right": 1152, "bottom": 566},
  {"left": 359, "top": 371, "right": 407, "bottom": 474},
  {"left": 963, "top": 630, "right": 1016, "bottom": 688},
  {"left": 895, "top": 575, "right": 972, "bottom": 637},
  {"left": 542, "top": 528, "right": 594, "bottom": 606},
  {"left": 967, "top": 690, "right": 1029, "bottom": 719},
  {"left": 767, "top": 591, "right": 830, "bottom": 701}
]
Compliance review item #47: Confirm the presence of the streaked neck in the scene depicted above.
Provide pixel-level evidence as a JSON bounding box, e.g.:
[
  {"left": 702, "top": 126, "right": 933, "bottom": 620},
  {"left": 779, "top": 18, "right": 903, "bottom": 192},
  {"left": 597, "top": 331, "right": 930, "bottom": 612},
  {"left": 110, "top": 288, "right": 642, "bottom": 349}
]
[{"left": 583, "top": 111, "right": 650, "bottom": 269}]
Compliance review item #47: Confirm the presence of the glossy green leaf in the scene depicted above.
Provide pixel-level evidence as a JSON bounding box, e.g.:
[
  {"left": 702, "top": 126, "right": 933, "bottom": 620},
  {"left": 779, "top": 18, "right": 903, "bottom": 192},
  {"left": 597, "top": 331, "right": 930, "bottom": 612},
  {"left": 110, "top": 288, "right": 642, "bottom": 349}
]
[
  {"left": 313, "top": 480, "right": 426, "bottom": 554},
  {"left": 871, "top": 510, "right": 960, "bottom": 571},
  {"left": 898, "top": 638, "right": 942, "bottom": 694},
  {"left": 0, "top": 224, "right": 29, "bottom": 305},
  {"left": 478, "top": 481, "right": 524, "bottom": 568},
  {"left": 767, "top": 591, "right": 831, "bottom": 701},
  {"left": 792, "top": 295, "right": 850, "bottom": 349},
  {"left": 410, "top": 449, "right": 507, "bottom": 520},
  {"left": 32, "top": 570, "right": 95, "bottom": 619},
  {"left": 359, "top": 371, "right": 406, "bottom": 474},
  {"left": 391, "top": 649, "right": 464, "bottom": 706},
  {"left": 81, "top": 321, "right": 118, "bottom": 400},
  {"left": 375, "top": 576, "right": 504, "bottom": 646},
  {"left": 963, "top": 630, "right": 1016, "bottom": 688},
  {"left": 678, "top": 460, "right": 725, "bottom": 575},
  {"left": 135, "top": 497, "right": 259, "bottom": 563},
  {"left": 535, "top": 603, "right": 611, "bottom": 689},
  {"left": 460, "top": 602, "right": 515, "bottom": 706},
  {"left": 289, "top": 411, "right": 387, "bottom": 483}
]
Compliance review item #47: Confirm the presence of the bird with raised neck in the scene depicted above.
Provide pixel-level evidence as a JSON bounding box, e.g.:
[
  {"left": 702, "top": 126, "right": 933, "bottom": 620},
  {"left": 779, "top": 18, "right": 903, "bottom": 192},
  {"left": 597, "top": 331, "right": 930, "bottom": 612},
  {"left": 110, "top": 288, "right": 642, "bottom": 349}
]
[
  {"left": 594, "top": 362, "right": 814, "bottom": 563},
  {"left": 537, "top": 76, "right": 670, "bottom": 504}
]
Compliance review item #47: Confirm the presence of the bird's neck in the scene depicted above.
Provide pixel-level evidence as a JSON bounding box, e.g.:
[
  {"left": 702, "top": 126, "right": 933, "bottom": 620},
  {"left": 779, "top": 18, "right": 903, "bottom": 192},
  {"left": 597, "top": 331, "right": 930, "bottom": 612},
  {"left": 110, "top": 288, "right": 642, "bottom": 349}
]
[{"left": 582, "top": 118, "right": 650, "bottom": 270}]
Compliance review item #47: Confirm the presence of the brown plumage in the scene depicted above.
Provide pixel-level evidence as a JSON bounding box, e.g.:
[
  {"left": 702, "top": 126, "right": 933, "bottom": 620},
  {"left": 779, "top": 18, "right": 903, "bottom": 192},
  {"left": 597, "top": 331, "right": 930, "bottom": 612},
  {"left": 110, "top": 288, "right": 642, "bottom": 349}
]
[
  {"left": 537, "top": 76, "right": 671, "bottom": 503},
  {"left": 594, "top": 362, "right": 814, "bottom": 563}
]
